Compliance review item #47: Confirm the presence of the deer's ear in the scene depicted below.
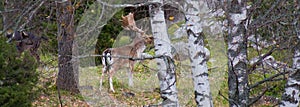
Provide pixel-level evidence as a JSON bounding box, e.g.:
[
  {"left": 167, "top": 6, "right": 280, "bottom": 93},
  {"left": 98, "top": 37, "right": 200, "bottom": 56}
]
[
  {"left": 121, "top": 14, "right": 125, "bottom": 19},
  {"left": 129, "top": 12, "right": 133, "bottom": 15},
  {"left": 149, "top": 36, "right": 154, "bottom": 39},
  {"left": 6, "top": 32, "right": 11, "bottom": 35},
  {"left": 6, "top": 29, "right": 13, "bottom": 35}
]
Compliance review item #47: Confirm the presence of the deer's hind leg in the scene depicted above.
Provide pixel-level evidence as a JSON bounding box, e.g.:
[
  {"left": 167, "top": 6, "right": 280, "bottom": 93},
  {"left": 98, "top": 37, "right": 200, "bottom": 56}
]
[
  {"left": 30, "top": 49, "right": 40, "bottom": 63},
  {"left": 99, "top": 66, "right": 105, "bottom": 92}
]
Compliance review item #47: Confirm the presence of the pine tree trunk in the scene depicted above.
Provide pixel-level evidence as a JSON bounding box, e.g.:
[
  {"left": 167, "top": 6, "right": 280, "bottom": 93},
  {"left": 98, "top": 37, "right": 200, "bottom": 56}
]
[
  {"left": 148, "top": 0, "right": 179, "bottom": 106},
  {"left": 185, "top": 0, "right": 214, "bottom": 106},
  {"left": 226, "top": 1, "right": 248, "bottom": 107},
  {"left": 280, "top": 5, "right": 300, "bottom": 106},
  {"left": 56, "top": 1, "right": 79, "bottom": 94}
]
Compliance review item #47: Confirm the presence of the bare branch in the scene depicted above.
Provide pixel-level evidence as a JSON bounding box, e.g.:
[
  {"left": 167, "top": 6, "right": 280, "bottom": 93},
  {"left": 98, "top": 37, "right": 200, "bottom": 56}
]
[
  {"left": 97, "top": 0, "right": 159, "bottom": 8},
  {"left": 250, "top": 0, "right": 284, "bottom": 28},
  {"left": 218, "top": 91, "right": 239, "bottom": 106},
  {"left": 15, "top": 0, "right": 43, "bottom": 31},
  {"left": 248, "top": 86, "right": 277, "bottom": 106},
  {"left": 19, "top": 1, "right": 45, "bottom": 30},
  {"left": 70, "top": 54, "right": 166, "bottom": 61},
  {"left": 140, "top": 63, "right": 159, "bottom": 72},
  {"left": 249, "top": 70, "right": 291, "bottom": 89},
  {"left": 248, "top": 47, "right": 277, "bottom": 72}
]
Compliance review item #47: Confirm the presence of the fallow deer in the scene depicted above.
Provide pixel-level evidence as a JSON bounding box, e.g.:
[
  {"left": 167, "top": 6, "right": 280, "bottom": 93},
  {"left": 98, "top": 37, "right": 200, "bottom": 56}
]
[
  {"left": 100, "top": 13, "right": 153, "bottom": 92},
  {"left": 6, "top": 30, "right": 48, "bottom": 63}
]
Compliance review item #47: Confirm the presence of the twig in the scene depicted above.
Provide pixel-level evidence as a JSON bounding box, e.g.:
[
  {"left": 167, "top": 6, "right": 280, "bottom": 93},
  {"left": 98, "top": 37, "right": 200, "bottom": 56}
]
[
  {"left": 140, "top": 63, "right": 159, "bottom": 72},
  {"left": 14, "top": 0, "right": 43, "bottom": 31},
  {"left": 250, "top": 0, "right": 284, "bottom": 28},
  {"left": 248, "top": 47, "right": 276, "bottom": 72},
  {"left": 248, "top": 85, "right": 277, "bottom": 106},
  {"left": 19, "top": 0, "right": 45, "bottom": 30},
  {"left": 249, "top": 70, "right": 291, "bottom": 89},
  {"left": 56, "top": 85, "right": 63, "bottom": 107},
  {"left": 218, "top": 91, "right": 238, "bottom": 106}
]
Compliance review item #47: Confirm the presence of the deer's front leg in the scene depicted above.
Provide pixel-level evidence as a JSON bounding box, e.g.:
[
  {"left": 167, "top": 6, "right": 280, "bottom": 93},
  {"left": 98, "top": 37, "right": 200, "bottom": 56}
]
[
  {"left": 128, "top": 61, "right": 134, "bottom": 86},
  {"left": 109, "top": 69, "right": 115, "bottom": 93},
  {"left": 128, "top": 70, "right": 133, "bottom": 87},
  {"left": 108, "top": 68, "right": 115, "bottom": 93}
]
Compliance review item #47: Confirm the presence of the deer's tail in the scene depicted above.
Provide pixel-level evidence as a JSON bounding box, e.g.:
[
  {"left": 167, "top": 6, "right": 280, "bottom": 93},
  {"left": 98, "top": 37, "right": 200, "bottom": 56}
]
[{"left": 102, "top": 48, "right": 113, "bottom": 73}]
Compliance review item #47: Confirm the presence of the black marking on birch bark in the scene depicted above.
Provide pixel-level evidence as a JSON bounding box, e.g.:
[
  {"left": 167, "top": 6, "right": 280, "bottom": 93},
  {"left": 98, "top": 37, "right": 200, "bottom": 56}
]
[
  {"left": 187, "top": 29, "right": 197, "bottom": 38},
  {"left": 195, "top": 72, "right": 209, "bottom": 77},
  {"left": 195, "top": 91, "right": 212, "bottom": 106},
  {"left": 197, "top": 82, "right": 204, "bottom": 86},
  {"left": 194, "top": 91, "right": 203, "bottom": 105},
  {"left": 191, "top": 66, "right": 195, "bottom": 68},
  {"left": 157, "top": 72, "right": 164, "bottom": 80},
  {"left": 154, "top": 49, "right": 159, "bottom": 51},
  {"left": 193, "top": 51, "right": 205, "bottom": 59},
  {"left": 189, "top": 55, "right": 193, "bottom": 63},
  {"left": 281, "top": 92, "right": 299, "bottom": 104},
  {"left": 161, "top": 91, "right": 174, "bottom": 97},
  {"left": 199, "top": 59, "right": 208, "bottom": 65},
  {"left": 157, "top": 62, "right": 161, "bottom": 65},
  {"left": 285, "top": 83, "right": 300, "bottom": 88},
  {"left": 194, "top": 33, "right": 204, "bottom": 45},
  {"left": 297, "top": 59, "right": 300, "bottom": 65},
  {"left": 194, "top": 91, "right": 204, "bottom": 103},
  {"left": 168, "top": 74, "right": 175, "bottom": 80},
  {"left": 153, "top": 21, "right": 164, "bottom": 24},
  {"left": 289, "top": 69, "right": 300, "bottom": 81},
  {"left": 157, "top": 44, "right": 162, "bottom": 46},
  {"left": 161, "top": 78, "right": 176, "bottom": 93},
  {"left": 161, "top": 96, "right": 168, "bottom": 101}
]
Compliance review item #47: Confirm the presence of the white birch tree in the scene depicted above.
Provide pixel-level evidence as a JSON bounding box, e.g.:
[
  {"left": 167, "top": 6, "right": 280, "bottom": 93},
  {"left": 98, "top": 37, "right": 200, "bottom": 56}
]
[
  {"left": 148, "top": 0, "right": 178, "bottom": 106},
  {"left": 280, "top": 3, "right": 300, "bottom": 106},
  {"left": 225, "top": 0, "right": 248, "bottom": 106},
  {"left": 185, "top": 0, "right": 213, "bottom": 106}
]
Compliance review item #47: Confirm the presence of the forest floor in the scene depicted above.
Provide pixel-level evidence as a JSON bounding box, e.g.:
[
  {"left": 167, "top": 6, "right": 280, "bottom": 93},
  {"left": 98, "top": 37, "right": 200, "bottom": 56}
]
[
  {"left": 32, "top": 65, "right": 226, "bottom": 107},
  {"left": 31, "top": 37, "right": 279, "bottom": 107},
  {"left": 31, "top": 37, "right": 231, "bottom": 107}
]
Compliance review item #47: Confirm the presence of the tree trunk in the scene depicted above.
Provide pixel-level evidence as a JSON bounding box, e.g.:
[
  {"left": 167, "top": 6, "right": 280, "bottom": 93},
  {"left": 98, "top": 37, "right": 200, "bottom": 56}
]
[
  {"left": 280, "top": 4, "right": 300, "bottom": 106},
  {"left": 148, "top": 0, "right": 179, "bottom": 106},
  {"left": 2, "top": 0, "right": 11, "bottom": 31},
  {"left": 280, "top": 46, "right": 300, "bottom": 107},
  {"left": 226, "top": 1, "right": 248, "bottom": 107},
  {"left": 185, "top": 0, "right": 214, "bottom": 106},
  {"left": 56, "top": 1, "right": 79, "bottom": 94}
]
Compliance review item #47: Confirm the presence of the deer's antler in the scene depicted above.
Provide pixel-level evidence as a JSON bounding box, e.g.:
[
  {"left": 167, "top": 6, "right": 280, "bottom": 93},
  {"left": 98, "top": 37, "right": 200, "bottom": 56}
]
[{"left": 121, "top": 12, "right": 145, "bottom": 35}]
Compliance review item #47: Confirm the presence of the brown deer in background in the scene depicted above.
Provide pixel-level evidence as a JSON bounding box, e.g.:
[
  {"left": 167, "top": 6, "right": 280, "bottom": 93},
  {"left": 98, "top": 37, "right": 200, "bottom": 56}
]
[
  {"left": 100, "top": 13, "right": 153, "bottom": 92},
  {"left": 6, "top": 30, "right": 48, "bottom": 63}
]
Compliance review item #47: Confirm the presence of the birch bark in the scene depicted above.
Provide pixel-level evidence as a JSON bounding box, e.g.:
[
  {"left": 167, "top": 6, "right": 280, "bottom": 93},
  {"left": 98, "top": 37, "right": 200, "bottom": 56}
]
[
  {"left": 148, "top": 0, "right": 178, "bottom": 106},
  {"left": 280, "top": 3, "right": 300, "bottom": 106},
  {"left": 226, "top": 0, "right": 248, "bottom": 106},
  {"left": 185, "top": 0, "right": 213, "bottom": 106}
]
